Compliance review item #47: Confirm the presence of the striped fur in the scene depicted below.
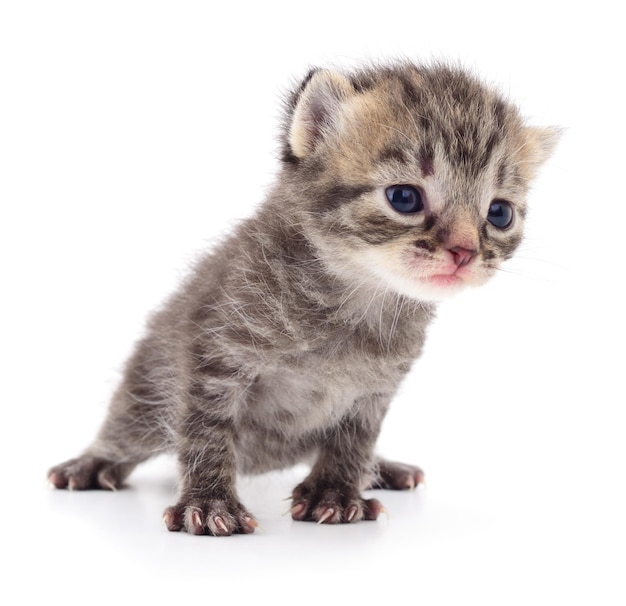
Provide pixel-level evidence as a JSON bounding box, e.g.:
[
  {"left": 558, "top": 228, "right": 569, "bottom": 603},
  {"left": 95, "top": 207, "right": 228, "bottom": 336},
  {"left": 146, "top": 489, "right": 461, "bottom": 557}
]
[{"left": 48, "top": 61, "right": 558, "bottom": 534}]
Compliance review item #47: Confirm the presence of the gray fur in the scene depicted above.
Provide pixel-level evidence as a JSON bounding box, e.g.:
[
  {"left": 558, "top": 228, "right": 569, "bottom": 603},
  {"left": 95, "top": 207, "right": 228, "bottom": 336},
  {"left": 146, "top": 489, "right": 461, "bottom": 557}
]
[{"left": 48, "top": 61, "right": 558, "bottom": 535}]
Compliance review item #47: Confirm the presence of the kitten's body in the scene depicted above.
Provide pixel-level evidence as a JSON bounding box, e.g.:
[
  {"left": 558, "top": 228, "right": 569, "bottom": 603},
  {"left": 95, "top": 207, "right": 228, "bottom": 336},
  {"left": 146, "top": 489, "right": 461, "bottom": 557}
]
[{"left": 49, "top": 62, "right": 558, "bottom": 535}]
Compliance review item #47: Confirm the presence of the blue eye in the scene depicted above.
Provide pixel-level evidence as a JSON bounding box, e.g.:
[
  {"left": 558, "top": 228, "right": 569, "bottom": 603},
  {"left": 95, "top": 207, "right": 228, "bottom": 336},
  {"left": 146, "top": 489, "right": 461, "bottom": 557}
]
[
  {"left": 385, "top": 185, "right": 424, "bottom": 214},
  {"left": 487, "top": 200, "right": 514, "bottom": 229}
]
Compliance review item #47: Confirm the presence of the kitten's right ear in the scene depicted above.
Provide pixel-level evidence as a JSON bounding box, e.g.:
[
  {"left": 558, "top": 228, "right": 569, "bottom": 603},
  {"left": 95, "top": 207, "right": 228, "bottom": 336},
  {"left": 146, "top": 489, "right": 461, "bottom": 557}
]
[
  {"left": 519, "top": 125, "right": 562, "bottom": 179},
  {"left": 287, "top": 69, "right": 354, "bottom": 160}
]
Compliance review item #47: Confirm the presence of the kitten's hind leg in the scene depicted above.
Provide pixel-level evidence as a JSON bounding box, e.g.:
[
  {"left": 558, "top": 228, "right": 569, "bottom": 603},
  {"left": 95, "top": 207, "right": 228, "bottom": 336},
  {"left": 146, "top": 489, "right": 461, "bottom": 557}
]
[
  {"left": 47, "top": 399, "right": 165, "bottom": 491},
  {"left": 48, "top": 336, "right": 172, "bottom": 491},
  {"left": 48, "top": 456, "right": 138, "bottom": 491},
  {"left": 369, "top": 457, "right": 425, "bottom": 490},
  {"left": 47, "top": 390, "right": 160, "bottom": 490}
]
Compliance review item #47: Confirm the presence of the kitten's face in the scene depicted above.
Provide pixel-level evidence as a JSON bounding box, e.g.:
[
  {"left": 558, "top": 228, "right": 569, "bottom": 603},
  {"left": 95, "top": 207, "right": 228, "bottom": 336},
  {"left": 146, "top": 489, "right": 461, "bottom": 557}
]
[
  {"left": 284, "top": 65, "right": 559, "bottom": 302},
  {"left": 335, "top": 185, "right": 519, "bottom": 302},
  {"left": 319, "top": 147, "right": 526, "bottom": 302}
]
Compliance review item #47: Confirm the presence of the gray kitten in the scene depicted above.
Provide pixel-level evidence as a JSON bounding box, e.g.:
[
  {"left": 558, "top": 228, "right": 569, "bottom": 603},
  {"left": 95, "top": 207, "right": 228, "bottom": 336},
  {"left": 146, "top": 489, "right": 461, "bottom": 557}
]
[{"left": 49, "top": 62, "right": 559, "bottom": 535}]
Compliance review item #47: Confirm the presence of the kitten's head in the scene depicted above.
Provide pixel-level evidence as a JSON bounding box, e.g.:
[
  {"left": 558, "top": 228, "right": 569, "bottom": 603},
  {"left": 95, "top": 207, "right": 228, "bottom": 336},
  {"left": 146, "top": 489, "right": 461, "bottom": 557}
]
[{"left": 280, "top": 62, "right": 560, "bottom": 302}]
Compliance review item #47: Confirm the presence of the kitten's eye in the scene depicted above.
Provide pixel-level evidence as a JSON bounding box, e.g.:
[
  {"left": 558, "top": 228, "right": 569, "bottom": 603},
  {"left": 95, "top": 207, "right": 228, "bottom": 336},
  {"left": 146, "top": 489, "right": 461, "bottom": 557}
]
[
  {"left": 487, "top": 200, "right": 514, "bottom": 229},
  {"left": 385, "top": 185, "right": 424, "bottom": 214}
]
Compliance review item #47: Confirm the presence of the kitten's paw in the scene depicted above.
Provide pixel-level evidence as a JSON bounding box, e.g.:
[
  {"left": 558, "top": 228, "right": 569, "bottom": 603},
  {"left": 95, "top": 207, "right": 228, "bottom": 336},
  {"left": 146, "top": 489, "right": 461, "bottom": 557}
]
[
  {"left": 48, "top": 456, "right": 131, "bottom": 490},
  {"left": 163, "top": 498, "right": 258, "bottom": 536},
  {"left": 290, "top": 483, "right": 384, "bottom": 524},
  {"left": 370, "top": 458, "right": 425, "bottom": 490}
]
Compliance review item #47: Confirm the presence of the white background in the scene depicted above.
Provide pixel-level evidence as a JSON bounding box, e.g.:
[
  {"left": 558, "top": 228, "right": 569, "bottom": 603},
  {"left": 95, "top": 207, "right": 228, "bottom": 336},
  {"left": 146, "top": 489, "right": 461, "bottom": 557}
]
[{"left": 1, "top": 1, "right": 624, "bottom": 604}]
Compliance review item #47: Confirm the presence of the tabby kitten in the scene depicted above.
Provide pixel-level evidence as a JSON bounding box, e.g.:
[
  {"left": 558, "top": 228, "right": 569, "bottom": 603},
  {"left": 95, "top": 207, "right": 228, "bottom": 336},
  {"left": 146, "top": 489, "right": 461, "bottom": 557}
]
[{"left": 48, "top": 62, "right": 559, "bottom": 535}]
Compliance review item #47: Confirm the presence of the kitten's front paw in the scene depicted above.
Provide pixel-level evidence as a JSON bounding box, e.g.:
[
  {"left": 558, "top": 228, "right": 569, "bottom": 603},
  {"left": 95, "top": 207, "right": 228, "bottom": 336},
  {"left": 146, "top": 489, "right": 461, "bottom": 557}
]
[
  {"left": 163, "top": 497, "right": 258, "bottom": 536},
  {"left": 290, "top": 483, "right": 384, "bottom": 524}
]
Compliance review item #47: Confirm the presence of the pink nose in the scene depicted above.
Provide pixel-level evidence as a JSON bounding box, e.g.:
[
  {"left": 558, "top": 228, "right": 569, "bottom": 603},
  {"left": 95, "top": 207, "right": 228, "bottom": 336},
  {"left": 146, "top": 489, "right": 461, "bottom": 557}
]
[{"left": 448, "top": 246, "right": 477, "bottom": 268}]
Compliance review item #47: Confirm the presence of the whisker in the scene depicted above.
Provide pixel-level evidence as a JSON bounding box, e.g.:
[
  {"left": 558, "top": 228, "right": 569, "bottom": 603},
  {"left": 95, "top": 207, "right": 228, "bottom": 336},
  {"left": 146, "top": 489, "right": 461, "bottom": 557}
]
[{"left": 494, "top": 265, "right": 557, "bottom": 284}]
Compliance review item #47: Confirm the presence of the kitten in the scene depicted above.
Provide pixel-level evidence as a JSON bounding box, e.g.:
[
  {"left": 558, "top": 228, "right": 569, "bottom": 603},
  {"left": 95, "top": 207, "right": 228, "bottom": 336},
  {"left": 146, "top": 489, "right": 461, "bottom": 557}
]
[{"left": 48, "top": 61, "right": 559, "bottom": 535}]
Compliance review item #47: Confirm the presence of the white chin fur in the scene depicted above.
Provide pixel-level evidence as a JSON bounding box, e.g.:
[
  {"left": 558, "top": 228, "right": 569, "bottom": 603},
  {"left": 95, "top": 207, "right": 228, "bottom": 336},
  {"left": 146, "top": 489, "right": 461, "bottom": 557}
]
[
  {"left": 370, "top": 267, "right": 470, "bottom": 302},
  {"left": 355, "top": 249, "right": 490, "bottom": 303},
  {"left": 328, "top": 246, "right": 488, "bottom": 303}
]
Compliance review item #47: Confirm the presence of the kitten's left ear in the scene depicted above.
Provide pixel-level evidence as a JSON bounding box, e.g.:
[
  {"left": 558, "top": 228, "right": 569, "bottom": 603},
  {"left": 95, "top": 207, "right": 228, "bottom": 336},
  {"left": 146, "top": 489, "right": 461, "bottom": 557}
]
[
  {"left": 520, "top": 126, "right": 562, "bottom": 179},
  {"left": 287, "top": 69, "right": 355, "bottom": 159}
]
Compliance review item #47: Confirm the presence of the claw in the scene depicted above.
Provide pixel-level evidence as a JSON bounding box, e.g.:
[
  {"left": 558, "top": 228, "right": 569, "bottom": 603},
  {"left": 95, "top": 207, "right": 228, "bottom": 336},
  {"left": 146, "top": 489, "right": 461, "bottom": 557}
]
[
  {"left": 242, "top": 515, "right": 263, "bottom": 533},
  {"left": 242, "top": 515, "right": 259, "bottom": 529},
  {"left": 163, "top": 510, "right": 176, "bottom": 531},
  {"left": 47, "top": 473, "right": 64, "bottom": 489},
  {"left": 191, "top": 510, "right": 203, "bottom": 529},
  {"left": 317, "top": 508, "right": 335, "bottom": 524},
  {"left": 213, "top": 515, "right": 229, "bottom": 534},
  {"left": 99, "top": 477, "right": 117, "bottom": 491},
  {"left": 346, "top": 505, "right": 359, "bottom": 523},
  {"left": 290, "top": 502, "right": 307, "bottom": 519}
]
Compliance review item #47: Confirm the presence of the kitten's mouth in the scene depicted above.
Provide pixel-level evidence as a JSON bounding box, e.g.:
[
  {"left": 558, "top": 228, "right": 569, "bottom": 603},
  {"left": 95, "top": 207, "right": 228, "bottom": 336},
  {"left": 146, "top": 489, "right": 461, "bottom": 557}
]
[
  {"left": 407, "top": 249, "right": 474, "bottom": 289},
  {"left": 426, "top": 273, "right": 463, "bottom": 287}
]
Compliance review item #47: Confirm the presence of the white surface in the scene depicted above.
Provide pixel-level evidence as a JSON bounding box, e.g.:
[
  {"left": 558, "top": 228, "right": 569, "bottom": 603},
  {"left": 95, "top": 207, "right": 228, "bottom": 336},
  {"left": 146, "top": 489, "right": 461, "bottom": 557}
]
[{"left": 2, "top": 1, "right": 624, "bottom": 604}]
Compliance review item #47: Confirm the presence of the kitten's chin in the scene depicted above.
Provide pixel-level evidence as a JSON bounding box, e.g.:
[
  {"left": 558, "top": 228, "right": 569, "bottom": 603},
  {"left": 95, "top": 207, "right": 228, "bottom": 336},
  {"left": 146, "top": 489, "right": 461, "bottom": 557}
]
[
  {"left": 388, "top": 274, "right": 471, "bottom": 302},
  {"left": 366, "top": 264, "right": 488, "bottom": 302},
  {"left": 333, "top": 248, "right": 491, "bottom": 303}
]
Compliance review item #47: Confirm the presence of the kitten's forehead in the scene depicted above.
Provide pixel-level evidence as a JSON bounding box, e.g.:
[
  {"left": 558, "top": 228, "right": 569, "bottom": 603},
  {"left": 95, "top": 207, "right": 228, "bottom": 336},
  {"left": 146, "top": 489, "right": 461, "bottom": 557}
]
[{"left": 348, "top": 64, "right": 522, "bottom": 180}]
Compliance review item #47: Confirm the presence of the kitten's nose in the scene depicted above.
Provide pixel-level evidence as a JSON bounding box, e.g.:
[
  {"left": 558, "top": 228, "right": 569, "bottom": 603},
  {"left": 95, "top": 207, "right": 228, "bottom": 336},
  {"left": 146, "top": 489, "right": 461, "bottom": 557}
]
[{"left": 448, "top": 246, "right": 477, "bottom": 268}]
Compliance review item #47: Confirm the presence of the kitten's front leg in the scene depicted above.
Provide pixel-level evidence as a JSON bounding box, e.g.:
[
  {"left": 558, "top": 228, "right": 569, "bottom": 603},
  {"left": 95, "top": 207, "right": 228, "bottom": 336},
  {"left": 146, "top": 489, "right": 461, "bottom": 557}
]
[
  {"left": 290, "top": 395, "right": 389, "bottom": 524},
  {"left": 163, "top": 381, "right": 258, "bottom": 536}
]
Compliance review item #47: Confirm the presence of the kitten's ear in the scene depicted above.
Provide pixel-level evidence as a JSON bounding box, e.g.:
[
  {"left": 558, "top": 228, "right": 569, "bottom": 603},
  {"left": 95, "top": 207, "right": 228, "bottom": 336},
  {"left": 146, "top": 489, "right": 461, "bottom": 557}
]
[
  {"left": 288, "top": 69, "right": 354, "bottom": 159},
  {"left": 520, "top": 126, "right": 562, "bottom": 179}
]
